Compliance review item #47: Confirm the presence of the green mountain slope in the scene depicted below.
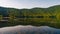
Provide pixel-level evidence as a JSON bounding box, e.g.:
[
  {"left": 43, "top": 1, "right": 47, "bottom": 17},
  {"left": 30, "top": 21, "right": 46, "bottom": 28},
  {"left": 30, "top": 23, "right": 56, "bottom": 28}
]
[{"left": 0, "top": 5, "right": 60, "bottom": 28}]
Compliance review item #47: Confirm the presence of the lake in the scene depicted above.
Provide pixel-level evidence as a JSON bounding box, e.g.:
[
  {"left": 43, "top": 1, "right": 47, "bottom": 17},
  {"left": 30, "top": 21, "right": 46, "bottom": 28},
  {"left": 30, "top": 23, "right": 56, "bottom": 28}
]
[{"left": 0, "top": 25, "right": 60, "bottom": 34}]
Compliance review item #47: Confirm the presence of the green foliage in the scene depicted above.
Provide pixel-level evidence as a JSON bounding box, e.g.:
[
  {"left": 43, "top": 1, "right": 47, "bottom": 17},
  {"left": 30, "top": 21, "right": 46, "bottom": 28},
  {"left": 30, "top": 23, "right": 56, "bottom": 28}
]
[
  {"left": 0, "top": 15, "right": 3, "bottom": 20},
  {"left": 0, "top": 5, "right": 60, "bottom": 28}
]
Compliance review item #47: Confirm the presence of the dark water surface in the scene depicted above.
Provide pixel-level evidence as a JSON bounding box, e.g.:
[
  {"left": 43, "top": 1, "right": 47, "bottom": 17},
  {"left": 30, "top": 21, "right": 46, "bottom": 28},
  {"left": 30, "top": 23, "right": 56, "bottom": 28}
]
[{"left": 0, "top": 25, "right": 60, "bottom": 34}]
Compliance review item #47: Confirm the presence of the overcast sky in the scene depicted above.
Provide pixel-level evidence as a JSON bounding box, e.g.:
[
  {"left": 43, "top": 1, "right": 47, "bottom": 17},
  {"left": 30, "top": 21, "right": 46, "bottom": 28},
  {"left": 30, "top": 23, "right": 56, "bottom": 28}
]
[{"left": 0, "top": 0, "right": 60, "bottom": 9}]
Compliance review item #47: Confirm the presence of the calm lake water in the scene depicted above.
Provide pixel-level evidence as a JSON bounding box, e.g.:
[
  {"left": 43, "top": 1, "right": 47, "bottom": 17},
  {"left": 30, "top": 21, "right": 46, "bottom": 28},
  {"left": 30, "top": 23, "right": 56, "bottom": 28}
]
[{"left": 0, "top": 25, "right": 60, "bottom": 34}]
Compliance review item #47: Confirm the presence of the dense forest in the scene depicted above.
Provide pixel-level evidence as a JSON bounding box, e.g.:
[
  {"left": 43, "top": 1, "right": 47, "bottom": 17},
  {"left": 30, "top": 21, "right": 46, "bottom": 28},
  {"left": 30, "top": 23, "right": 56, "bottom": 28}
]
[{"left": 0, "top": 5, "right": 60, "bottom": 28}]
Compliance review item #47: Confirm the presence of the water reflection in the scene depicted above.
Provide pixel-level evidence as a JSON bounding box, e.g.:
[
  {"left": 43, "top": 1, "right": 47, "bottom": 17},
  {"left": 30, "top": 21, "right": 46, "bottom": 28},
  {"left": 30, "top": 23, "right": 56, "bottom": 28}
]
[{"left": 0, "top": 25, "right": 60, "bottom": 34}]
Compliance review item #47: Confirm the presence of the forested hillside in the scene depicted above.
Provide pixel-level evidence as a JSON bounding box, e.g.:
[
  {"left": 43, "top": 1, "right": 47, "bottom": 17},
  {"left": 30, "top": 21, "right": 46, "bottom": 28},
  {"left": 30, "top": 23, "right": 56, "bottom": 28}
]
[{"left": 0, "top": 5, "right": 60, "bottom": 28}]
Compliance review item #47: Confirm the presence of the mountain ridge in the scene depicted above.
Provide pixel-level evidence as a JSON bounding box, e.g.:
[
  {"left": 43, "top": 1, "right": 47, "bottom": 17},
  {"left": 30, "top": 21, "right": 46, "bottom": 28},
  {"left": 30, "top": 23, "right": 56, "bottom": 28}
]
[
  {"left": 0, "top": 5, "right": 59, "bottom": 17},
  {"left": 0, "top": 5, "right": 60, "bottom": 28}
]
